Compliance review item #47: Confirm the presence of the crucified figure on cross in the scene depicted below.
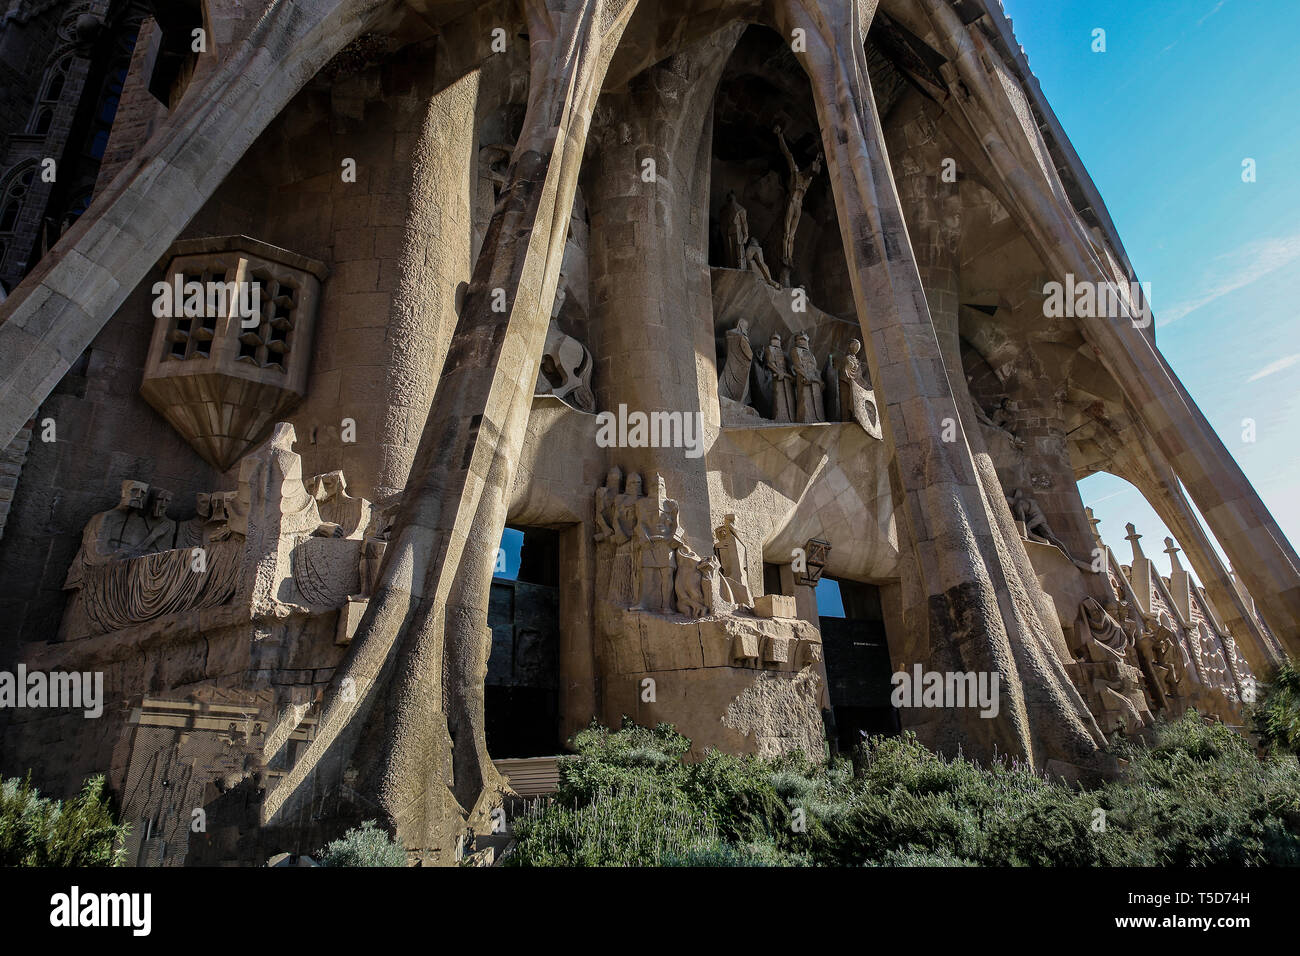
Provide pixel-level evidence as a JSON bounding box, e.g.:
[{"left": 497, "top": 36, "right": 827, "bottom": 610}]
[{"left": 774, "top": 123, "right": 822, "bottom": 286}]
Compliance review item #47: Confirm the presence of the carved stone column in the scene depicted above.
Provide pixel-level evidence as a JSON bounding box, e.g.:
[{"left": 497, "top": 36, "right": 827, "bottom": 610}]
[
  {"left": 767, "top": 0, "right": 1105, "bottom": 772},
  {"left": 263, "top": 0, "right": 640, "bottom": 861}
]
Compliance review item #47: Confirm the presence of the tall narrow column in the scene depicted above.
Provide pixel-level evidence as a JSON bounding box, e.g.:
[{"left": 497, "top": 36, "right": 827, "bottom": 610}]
[
  {"left": 587, "top": 26, "right": 743, "bottom": 549},
  {"left": 263, "top": 0, "right": 640, "bottom": 860},
  {"left": 767, "top": 0, "right": 1105, "bottom": 772}
]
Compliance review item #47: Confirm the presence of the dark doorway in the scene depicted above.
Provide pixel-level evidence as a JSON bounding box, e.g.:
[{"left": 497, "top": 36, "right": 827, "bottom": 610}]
[
  {"left": 486, "top": 527, "right": 562, "bottom": 757},
  {"left": 817, "top": 578, "right": 900, "bottom": 752}
]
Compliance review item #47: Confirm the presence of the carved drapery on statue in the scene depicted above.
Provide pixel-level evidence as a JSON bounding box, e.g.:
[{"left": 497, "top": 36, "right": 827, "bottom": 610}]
[{"left": 60, "top": 424, "right": 371, "bottom": 638}]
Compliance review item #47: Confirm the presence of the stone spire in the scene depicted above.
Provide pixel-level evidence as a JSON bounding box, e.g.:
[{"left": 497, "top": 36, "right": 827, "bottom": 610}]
[
  {"left": 1124, "top": 522, "right": 1145, "bottom": 564},
  {"left": 1163, "top": 536, "right": 1184, "bottom": 573}
]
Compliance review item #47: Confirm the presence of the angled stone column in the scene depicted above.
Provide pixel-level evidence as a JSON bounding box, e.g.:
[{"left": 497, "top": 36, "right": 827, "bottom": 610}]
[
  {"left": 766, "top": 0, "right": 1105, "bottom": 772},
  {"left": 1111, "top": 439, "right": 1284, "bottom": 673},
  {"left": 0, "top": 0, "right": 394, "bottom": 448},
  {"left": 918, "top": 0, "right": 1300, "bottom": 648},
  {"left": 262, "top": 0, "right": 640, "bottom": 861}
]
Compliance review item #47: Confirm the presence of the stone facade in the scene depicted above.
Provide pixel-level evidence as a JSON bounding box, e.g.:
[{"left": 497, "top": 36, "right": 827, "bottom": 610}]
[{"left": 0, "top": 0, "right": 1296, "bottom": 865}]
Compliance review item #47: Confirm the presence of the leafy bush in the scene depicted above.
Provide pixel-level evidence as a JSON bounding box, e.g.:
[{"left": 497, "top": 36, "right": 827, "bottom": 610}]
[
  {"left": 1249, "top": 659, "right": 1300, "bottom": 755},
  {"left": 507, "top": 712, "right": 1300, "bottom": 867},
  {"left": 317, "top": 820, "right": 408, "bottom": 867},
  {"left": 0, "top": 774, "right": 128, "bottom": 866}
]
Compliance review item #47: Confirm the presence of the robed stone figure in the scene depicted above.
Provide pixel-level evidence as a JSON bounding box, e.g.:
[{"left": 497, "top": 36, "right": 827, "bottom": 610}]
[
  {"left": 789, "top": 331, "right": 824, "bottom": 423},
  {"left": 762, "top": 334, "right": 795, "bottom": 423},
  {"left": 719, "top": 318, "right": 754, "bottom": 404}
]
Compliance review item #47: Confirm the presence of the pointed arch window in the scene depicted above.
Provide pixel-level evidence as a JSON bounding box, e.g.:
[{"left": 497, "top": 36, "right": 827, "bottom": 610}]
[
  {"left": 0, "top": 165, "right": 37, "bottom": 236},
  {"left": 27, "top": 53, "right": 74, "bottom": 135}
]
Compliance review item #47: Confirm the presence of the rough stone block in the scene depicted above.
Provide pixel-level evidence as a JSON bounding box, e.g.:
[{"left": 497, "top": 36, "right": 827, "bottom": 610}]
[{"left": 754, "top": 593, "right": 797, "bottom": 619}]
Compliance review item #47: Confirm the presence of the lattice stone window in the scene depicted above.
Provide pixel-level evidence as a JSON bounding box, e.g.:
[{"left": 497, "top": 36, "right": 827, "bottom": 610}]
[
  {"left": 163, "top": 262, "right": 228, "bottom": 361},
  {"left": 141, "top": 236, "right": 328, "bottom": 470},
  {"left": 238, "top": 267, "right": 300, "bottom": 371}
]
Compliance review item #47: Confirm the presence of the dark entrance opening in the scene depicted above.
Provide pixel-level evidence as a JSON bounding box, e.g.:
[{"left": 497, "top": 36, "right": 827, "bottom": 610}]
[
  {"left": 817, "top": 577, "right": 900, "bottom": 753},
  {"left": 485, "top": 527, "right": 562, "bottom": 758}
]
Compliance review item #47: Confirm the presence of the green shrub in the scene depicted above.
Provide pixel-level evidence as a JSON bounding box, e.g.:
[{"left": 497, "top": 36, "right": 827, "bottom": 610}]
[
  {"left": 317, "top": 820, "right": 408, "bottom": 867},
  {"left": 509, "top": 787, "right": 717, "bottom": 866},
  {"left": 507, "top": 711, "right": 1300, "bottom": 867},
  {"left": 0, "top": 774, "right": 129, "bottom": 866},
  {"left": 1249, "top": 659, "right": 1300, "bottom": 755}
]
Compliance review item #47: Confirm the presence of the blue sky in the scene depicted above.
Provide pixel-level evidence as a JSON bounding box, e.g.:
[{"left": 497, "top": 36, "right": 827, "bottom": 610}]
[{"left": 1002, "top": 0, "right": 1300, "bottom": 582}]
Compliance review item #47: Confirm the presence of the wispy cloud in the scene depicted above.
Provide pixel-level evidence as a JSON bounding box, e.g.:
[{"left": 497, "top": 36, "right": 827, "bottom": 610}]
[
  {"left": 1247, "top": 353, "right": 1300, "bottom": 382},
  {"left": 1197, "top": 1, "right": 1227, "bottom": 28},
  {"left": 1156, "top": 233, "right": 1300, "bottom": 326}
]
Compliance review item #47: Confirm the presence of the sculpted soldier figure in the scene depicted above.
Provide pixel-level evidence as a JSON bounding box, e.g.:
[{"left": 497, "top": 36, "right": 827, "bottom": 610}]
[
  {"left": 773, "top": 123, "right": 823, "bottom": 286},
  {"left": 762, "top": 333, "right": 795, "bottom": 423},
  {"left": 719, "top": 318, "right": 754, "bottom": 404},
  {"left": 789, "top": 331, "right": 825, "bottom": 423}
]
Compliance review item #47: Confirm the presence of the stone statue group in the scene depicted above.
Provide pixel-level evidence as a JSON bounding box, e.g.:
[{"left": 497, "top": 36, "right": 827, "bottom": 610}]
[
  {"left": 718, "top": 318, "right": 882, "bottom": 437},
  {"left": 594, "top": 468, "right": 753, "bottom": 618},
  {"left": 718, "top": 126, "right": 823, "bottom": 289}
]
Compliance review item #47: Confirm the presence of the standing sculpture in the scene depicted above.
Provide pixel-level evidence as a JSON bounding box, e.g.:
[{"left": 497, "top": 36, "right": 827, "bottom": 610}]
[
  {"left": 773, "top": 124, "right": 823, "bottom": 287},
  {"left": 714, "top": 513, "right": 753, "bottom": 607},
  {"left": 839, "top": 338, "right": 882, "bottom": 439},
  {"left": 718, "top": 318, "right": 754, "bottom": 404},
  {"left": 719, "top": 190, "right": 749, "bottom": 269},
  {"left": 762, "top": 334, "right": 795, "bottom": 423},
  {"left": 789, "top": 331, "right": 825, "bottom": 423}
]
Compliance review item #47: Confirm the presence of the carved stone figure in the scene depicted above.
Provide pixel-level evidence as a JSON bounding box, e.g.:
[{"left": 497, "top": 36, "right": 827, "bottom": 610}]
[
  {"left": 64, "top": 480, "right": 178, "bottom": 594},
  {"left": 1075, "top": 596, "right": 1130, "bottom": 662},
  {"left": 536, "top": 323, "right": 595, "bottom": 412},
  {"left": 718, "top": 318, "right": 754, "bottom": 404},
  {"left": 773, "top": 124, "right": 823, "bottom": 286},
  {"left": 789, "top": 331, "right": 824, "bottom": 423},
  {"left": 61, "top": 477, "right": 240, "bottom": 637},
  {"left": 306, "top": 470, "right": 371, "bottom": 539},
  {"left": 612, "top": 472, "right": 642, "bottom": 605},
  {"left": 634, "top": 476, "right": 674, "bottom": 612},
  {"left": 145, "top": 488, "right": 177, "bottom": 551},
  {"left": 175, "top": 493, "right": 212, "bottom": 550},
  {"left": 839, "top": 339, "right": 882, "bottom": 439},
  {"left": 973, "top": 396, "right": 1025, "bottom": 449},
  {"left": 1008, "top": 488, "right": 1072, "bottom": 557},
  {"left": 674, "top": 548, "right": 725, "bottom": 618},
  {"left": 743, "top": 236, "right": 779, "bottom": 288},
  {"left": 714, "top": 513, "right": 752, "bottom": 607},
  {"left": 762, "top": 334, "right": 795, "bottom": 423},
  {"left": 719, "top": 190, "right": 748, "bottom": 269}
]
